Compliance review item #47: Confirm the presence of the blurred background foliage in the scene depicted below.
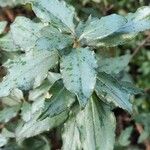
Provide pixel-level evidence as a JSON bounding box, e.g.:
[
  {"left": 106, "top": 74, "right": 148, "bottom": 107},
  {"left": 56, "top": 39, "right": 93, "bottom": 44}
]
[{"left": 0, "top": 0, "right": 150, "bottom": 150}]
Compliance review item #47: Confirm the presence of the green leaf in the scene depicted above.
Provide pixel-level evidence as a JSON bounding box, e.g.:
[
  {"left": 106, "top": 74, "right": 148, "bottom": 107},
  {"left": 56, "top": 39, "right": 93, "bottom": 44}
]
[
  {"left": 62, "top": 109, "right": 82, "bottom": 150},
  {"left": 16, "top": 111, "right": 68, "bottom": 142},
  {"left": 79, "top": 14, "right": 127, "bottom": 43},
  {"left": 0, "top": 49, "right": 58, "bottom": 98},
  {"left": 31, "top": 0, "right": 75, "bottom": 33},
  {"left": 77, "top": 97, "right": 116, "bottom": 150},
  {"left": 60, "top": 47, "right": 97, "bottom": 107},
  {"left": 29, "top": 72, "right": 61, "bottom": 101},
  {"left": 0, "top": 134, "right": 8, "bottom": 147},
  {"left": 40, "top": 80, "right": 75, "bottom": 119},
  {"left": 0, "top": 0, "right": 29, "bottom": 7},
  {"left": 62, "top": 97, "right": 116, "bottom": 150},
  {"left": 21, "top": 98, "right": 45, "bottom": 122},
  {"left": 95, "top": 72, "right": 133, "bottom": 112},
  {"left": 22, "top": 136, "right": 51, "bottom": 150},
  {"left": 97, "top": 54, "right": 131, "bottom": 74},
  {"left": 0, "top": 33, "right": 20, "bottom": 52},
  {"left": 0, "top": 21, "right": 7, "bottom": 34},
  {"left": 10, "top": 17, "right": 45, "bottom": 51},
  {"left": 1, "top": 89, "right": 23, "bottom": 106},
  {"left": 118, "top": 127, "right": 133, "bottom": 146},
  {"left": 0, "top": 105, "right": 21, "bottom": 123},
  {"left": 89, "top": 6, "right": 150, "bottom": 47},
  {"left": 36, "top": 26, "right": 73, "bottom": 51}
]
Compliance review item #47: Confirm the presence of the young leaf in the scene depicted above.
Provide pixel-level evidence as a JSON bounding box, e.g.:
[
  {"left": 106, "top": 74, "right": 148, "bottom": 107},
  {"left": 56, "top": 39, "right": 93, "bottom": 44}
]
[
  {"left": 0, "top": 49, "right": 58, "bottom": 97},
  {"left": 0, "top": 21, "right": 7, "bottom": 34},
  {"left": 30, "top": 0, "right": 75, "bottom": 33},
  {"left": 97, "top": 54, "right": 131, "bottom": 74},
  {"left": 95, "top": 72, "right": 132, "bottom": 112},
  {"left": 60, "top": 47, "right": 97, "bottom": 107},
  {"left": 40, "top": 80, "right": 75, "bottom": 119},
  {"left": 89, "top": 6, "right": 150, "bottom": 47},
  {"left": 10, "top": 17, "right": 45, "bottom": 51}
]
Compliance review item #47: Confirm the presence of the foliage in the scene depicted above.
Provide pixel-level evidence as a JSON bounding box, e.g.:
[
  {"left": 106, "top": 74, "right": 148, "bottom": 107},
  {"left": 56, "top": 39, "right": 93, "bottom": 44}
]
[{"left": 0, "top": 0, "right": 150, "bottom": 149}]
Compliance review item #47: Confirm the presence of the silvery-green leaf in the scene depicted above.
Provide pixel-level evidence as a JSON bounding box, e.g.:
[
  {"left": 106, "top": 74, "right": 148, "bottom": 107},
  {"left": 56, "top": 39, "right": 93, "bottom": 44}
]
[
  {"left": 40, "top": 80, "right": 75, "bottom": 119},
  {"left": 0, "top": 105, "right": 21, "bottom": 123},
  {"left": 31, "top": 0, "right": 75, "bottom": 33},
  {"left": 29, "top": 72, "right": 61, "bottom": 101},
  {"left": 62, "top": 111, "right": 82, "bottom": 150},
  {"left": 0, "top": 21, "right": 7, "bottom": 34},
  {"left": 1, "top": 128, "right": 15, "bottom": 138},
  {"left": 36, "top": 26, "right": 73, "bottom": 51},
  {"left": 16, "top": 111, "right": 68, "bottom": 142},
  {"left": 1, "top": 89, "right": 23, "bottom": 106},
  {"left": 0, "top": 134, "right": 8, "bottom": 147},
  {"left": 60, "top": 47, "right": 97, "bottom": 107},
  {"left": 10, "top": 17, "right": 45, "bottom": 51},
  {"left": 0, "top": 33, "right": 20, "bottom": 52},
  {"left": 21, "top": 101, "right": 32, "bottom": 122},
  {"left": 98, "top": 54, "right": 131, "bottom": 74},
  {"left": 79, "top": 14, "right": 127, "bottom": 42},
  {"left": 77, "top": 97, "right": 116, "bottom": 150},
  {"left": 0, "top": 49, "right": 58, "bottom": 98},
  {"left": 95, "top": 72, "right": 132, "bottom": 112},
  {"left": 21, "top": 98, "right": 45, "bottom": 122},
  {"left": 89, "top": 6, "right": 150, "bottom": 47},
  {"left": 62, "top": 97, "right": 116, "bottom": 150},
  {"left": 0, "top": 0, "right": 30, "bottom": 7}
]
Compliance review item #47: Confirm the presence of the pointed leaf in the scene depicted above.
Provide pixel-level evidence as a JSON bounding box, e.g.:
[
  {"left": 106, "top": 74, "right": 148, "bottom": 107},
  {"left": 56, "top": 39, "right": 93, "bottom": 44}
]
[
  {"left": 79, "top": 14, "right": 127, "bottom": 43},
  {"left": 60, "top": 47, "right": 97, "bottom": 107},
  {"left": 36, "top": 26, "right": 73, "bottom": 51},
  {"left": 89, "top": 6, "right": 150, "bottom": 47},
  {"left": 98, "top": 54, "right": 131, "bottom": 74},
  {"left": 10, "top": 17, "right": 45, "bottom": 51},
  {"left": 31, "top": 0, "right": 75, "bottom": 33},
  {"left": 29, "top": 72, "right": 61, "bottom": 101},
  {"left": 0, "top": 49, "right": 58, "bottom": 98},
  {"left": 95, "top": 72, "right": 133, "bottom": 112},
  {"left": 77, "top": 97, "right": 116, "bottom": 150},
  {"left": 16, "top": 111, "right": 68, "bottom": 141},
  {"left": 62, "top": 97, "right": 116, "bottom": 150},
  {"left": 62, "top": 111, "right": 82, "bottom": 150},
  {"left": 40, "top": 80, "right": 75, "bottom": 119}
]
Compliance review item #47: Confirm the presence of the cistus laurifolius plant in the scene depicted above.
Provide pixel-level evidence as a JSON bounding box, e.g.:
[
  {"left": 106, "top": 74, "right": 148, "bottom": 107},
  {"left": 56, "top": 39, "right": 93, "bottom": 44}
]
[{"left": 0, "top": 0, "right": 150, "bottom": 149}]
